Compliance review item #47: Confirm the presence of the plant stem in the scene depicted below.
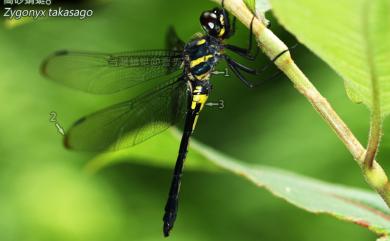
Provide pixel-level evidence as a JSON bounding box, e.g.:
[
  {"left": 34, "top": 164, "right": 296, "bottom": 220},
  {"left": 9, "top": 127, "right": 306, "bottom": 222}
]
[
  {"left": 364, "top": 112, "right": 382, "bottom": 168},
  {"left": 210, "top": 0, "right": 390, "bottom": 207},
  {"left": 363, "top": 0, "right": 383, "bottom": 169}
]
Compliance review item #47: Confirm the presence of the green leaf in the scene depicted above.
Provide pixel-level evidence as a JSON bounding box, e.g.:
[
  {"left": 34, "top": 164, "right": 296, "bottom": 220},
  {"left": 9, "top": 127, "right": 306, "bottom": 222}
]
[
  {"left": 243, "top": 0, "right": 256, "bottom": 12},
  {"left": 242, "top": 0, "right": 272, "bottom": 31},
  {"left": 85, "top": 131, "right": 218, "bottom": 173},
  {"left": 268, "top": 0, "right": 390, "bottom": 117},
  {"left": 243, "top": 0, "right": 271, "bottom": 13},
  {"left": 192, "top": 136, "right": 390, "bottom": 236},
  {"left": 89, "top": 129, "right": 390, "bottom": 237}
]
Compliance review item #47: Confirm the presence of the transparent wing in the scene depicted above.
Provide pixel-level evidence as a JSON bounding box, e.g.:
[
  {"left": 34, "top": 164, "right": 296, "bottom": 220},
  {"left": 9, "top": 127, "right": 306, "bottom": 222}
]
[
  {"left": 41, "top": 50, "right": 183, "bottom": 94},
  {"left": 64, "top": 79, "right": 190, "bottom": 151},
  {"left": 166, "top": 26, "right": 185, "bottom": 52}
]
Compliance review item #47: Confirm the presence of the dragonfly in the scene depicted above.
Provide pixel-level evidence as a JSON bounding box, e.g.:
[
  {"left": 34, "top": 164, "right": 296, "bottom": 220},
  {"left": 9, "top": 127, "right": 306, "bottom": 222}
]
[{"left": 41, "top": 2, "right": 289, "bottom": 237}]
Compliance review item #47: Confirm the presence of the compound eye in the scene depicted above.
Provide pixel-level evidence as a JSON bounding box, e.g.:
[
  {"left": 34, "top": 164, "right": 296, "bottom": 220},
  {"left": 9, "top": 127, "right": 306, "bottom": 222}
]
[
  {"left": 201, "top": 12, "right": 216, "bottom": 23},
  {"left": 200, "top": 10, "right": 222, "bottom": 36},
  {"left": 201, "top": 12, "right": 216, "bottom": 27}
]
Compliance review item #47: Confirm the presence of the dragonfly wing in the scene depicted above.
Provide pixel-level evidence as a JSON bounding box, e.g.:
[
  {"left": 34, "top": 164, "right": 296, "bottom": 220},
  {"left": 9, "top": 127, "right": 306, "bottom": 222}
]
[
  {"left": 64, "top": 79, "right": 190, "bottom": 151},
  {"left": 166, "top": 26, "right": 185, "bottom": 52},
  {"left": 41, "top": 50, "right": 183, "bottom": 94}
]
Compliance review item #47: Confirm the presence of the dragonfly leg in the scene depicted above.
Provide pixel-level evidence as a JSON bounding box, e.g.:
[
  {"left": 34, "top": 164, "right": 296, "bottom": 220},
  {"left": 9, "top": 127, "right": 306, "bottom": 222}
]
[
  {"left": 225, "top": 56, "right": 255, "bottom": 88},
  {"left": 228, "top": 16, "right": 237, "bottom": 37},
  {"left": 224, "top": 16, "right": 259, "bottom": 61},
  {"left": 224, "top": 53, "right": 288, "bottom": 87},
  {"left": 226, "top": 42, "right": 295, "bottom": 75}
]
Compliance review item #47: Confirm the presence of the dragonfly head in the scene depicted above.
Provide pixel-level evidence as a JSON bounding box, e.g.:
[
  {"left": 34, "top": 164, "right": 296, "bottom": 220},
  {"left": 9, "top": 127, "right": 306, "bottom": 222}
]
[{"left": 200, "top": 7, "right": 230, "bottom": 39}]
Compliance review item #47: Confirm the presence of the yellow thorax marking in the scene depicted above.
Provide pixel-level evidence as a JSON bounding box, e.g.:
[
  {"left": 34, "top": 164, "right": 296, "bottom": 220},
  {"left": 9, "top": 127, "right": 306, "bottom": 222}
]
[
  {"left": 219, "top": 15, "right": 225, "bottom": 37},
  {"left": 190, "top": 54, "right": 213, "bottom": 68},
  {"left": 218, "top": 27, "right": 225, "bottom": 37},
  {"left": 195, "top": 72, "right": 210, "bottom": 81},
  {"left": 220, "top": 15, "right": 224, "bottom": 25},
  {"left": 197, "top": 39, "right": 206, "bottom": 45}
]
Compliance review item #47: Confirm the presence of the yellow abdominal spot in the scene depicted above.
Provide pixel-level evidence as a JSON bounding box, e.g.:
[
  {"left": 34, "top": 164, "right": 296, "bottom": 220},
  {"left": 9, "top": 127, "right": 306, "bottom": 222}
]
[
  {"left": 191, "top": 94, "right": 208, "bottom": 110},
  {"left": 191, "top": 94, "right": 208, "bottom": 129},
  {"left": 193, "top": 86, "right": 203, "bottom": 93},
  {"left": 192, "top": 115, "right": 200, "bottom": 130}
]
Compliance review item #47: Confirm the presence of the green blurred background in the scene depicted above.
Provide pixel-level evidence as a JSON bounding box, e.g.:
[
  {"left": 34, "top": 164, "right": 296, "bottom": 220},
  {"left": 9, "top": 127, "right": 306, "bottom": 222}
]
[{"left": 1, "top": 0, "right": 389, "bottom": 240}]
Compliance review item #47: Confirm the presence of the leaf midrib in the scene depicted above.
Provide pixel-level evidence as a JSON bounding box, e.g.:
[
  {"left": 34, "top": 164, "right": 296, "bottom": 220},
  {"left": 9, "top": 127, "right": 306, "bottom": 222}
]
[{"left": 362, "top": 0, "right": 381, "bottom": 116}]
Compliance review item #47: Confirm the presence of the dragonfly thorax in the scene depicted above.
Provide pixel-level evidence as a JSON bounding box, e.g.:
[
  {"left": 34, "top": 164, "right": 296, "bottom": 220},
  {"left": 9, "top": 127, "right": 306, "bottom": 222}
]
[{"left": 183, "top": 35, "right": 222, "bottom": 82}]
